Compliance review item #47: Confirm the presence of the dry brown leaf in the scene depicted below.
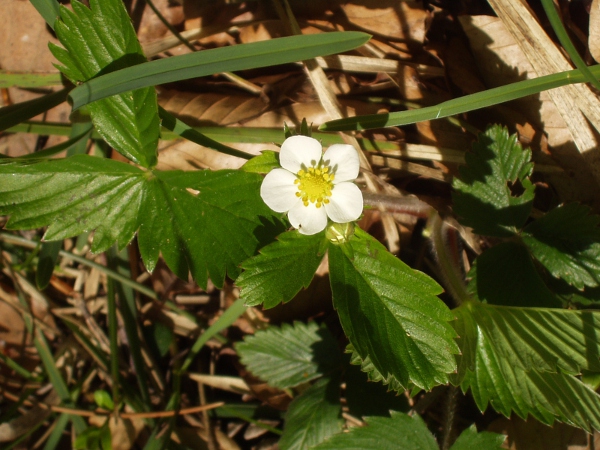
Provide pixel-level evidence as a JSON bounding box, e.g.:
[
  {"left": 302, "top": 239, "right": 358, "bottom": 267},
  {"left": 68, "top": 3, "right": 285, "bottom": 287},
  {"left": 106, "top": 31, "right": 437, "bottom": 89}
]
[
  {"left": 89, "top": 415, "right": 145, "bottom": 450},
  {"left": 159, "top": 89, "right": 269, "bottom": 127},
  {"left": 339, "top": 0, "right": 429, "bottom": 54},
  {"left": 590, "top": 0, "right": 600, "bottom": 63}
]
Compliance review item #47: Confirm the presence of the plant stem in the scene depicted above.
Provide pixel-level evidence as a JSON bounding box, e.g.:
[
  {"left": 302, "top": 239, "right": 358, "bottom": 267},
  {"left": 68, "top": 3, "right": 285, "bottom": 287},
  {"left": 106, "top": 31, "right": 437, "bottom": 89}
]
[
  {"left": 427, "top": 212, "right": 471, "bottom": 306},
  {"left": 440, "top": 385, "right": 460, "bottom": 450}
]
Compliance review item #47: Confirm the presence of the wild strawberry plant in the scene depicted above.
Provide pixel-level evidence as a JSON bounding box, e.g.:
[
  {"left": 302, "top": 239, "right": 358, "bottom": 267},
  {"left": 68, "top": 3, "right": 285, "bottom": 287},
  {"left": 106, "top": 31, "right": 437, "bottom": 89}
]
[{"left": 2, "top": 0, "right": 600, "bottom": 448}]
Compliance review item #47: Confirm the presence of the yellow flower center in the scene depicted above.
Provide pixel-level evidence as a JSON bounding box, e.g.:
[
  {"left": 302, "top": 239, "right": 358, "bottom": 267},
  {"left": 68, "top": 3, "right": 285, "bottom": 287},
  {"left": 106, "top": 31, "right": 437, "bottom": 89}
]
[{"left": 294, "top": 164, "right": 335, "bottom": 208}]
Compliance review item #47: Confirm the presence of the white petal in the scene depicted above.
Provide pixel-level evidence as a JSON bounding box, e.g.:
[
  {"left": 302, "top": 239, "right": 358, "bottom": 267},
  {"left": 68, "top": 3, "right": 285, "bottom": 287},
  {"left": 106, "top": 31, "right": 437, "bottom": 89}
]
[
  {"left": 325, "top": 182, "right": 363, "bottom": 223},
  {"left": 260, "top": 169, "right": 301, "bottom": 213},
  {"left": 323, "top": 144, "right": 360, "bottom": 182},
  {"left": 288, "top": 201, "right": 328, "bottom": 235},
  {"left": 280, "top": 135, "right": 323, "bottom": 173}
]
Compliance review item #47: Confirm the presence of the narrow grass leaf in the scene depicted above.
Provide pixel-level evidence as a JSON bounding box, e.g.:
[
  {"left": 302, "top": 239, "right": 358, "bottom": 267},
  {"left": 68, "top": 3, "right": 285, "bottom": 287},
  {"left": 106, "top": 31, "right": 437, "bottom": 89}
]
[
  {"left": 36, "top": 240, "right": 61, "bottom": 290},
  {"left": 540, "top": 0, "right": 600, "bottom": 91},
  {"left": 319, "top": 64, "right": 600, "bottom": 131},
  {"left": 0, "top": 71, "right": 62, "bottom": 88},
  {"left": 0, "top": 89, "right": 69, "bottom": 132},
  {"left": 30, "top": 0, "right": 61, "bottom": 29},
  {"left": 69, "top": 32, "right": 371, "bottom": 110}
]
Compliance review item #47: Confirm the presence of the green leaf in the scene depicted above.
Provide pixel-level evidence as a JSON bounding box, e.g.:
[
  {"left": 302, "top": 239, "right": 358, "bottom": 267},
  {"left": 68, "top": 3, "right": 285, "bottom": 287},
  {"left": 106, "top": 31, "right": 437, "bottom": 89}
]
[
  {"left": 344, "top": 356, "right": 409, "bottom": 418},
  {"left": 237, "top": 230, "right": 326, "bottom": 309},
  {"left": 235, "top": 321, "right": 342, "bottom": 389},
  {"left": 158, "top": 107, "right": 251, "bottom": 160},
  {"left": 93, "top": 390, "right": 114, "bottom": 410},
  {"left": 30, "top": 0, "right": 61, "bottom": 29},
  {"left": 241, "top": 151, "right": 281, "bottom": 174},
  {"left": 454, "top": 302, "right": 600, "bottom": 378},
  {"left": 522, "top": 203, "right": 600, "bottom": 290},
  {"left": 0, "top": 70, "right": 62, "bottom": 89},
  {"left": 36, "top": 240, "right": 61, "bottom": 290},
  {"left": 68, "top": 32, "right": 371, "bottom": 111},
  {"left": 314, "top": 411, "right": 438, "bottom": 450},
  {"left": 328, "top": 227, "right": 459, "bottom": 390},
  {"left": 0, "top": 88, "right": 69, "bottom": 132},
  {"left": 467, "top": 242, "right": 561, "bottom": 307},
  {"left": 279, "top": 376, "right": 342, "bottom": 450},
  {"left": 0, "top": 155, "right": 280, "bottom": 288},
  {"left": 318, "top": 64, "right": 600, "bottom": 132},
  {"left": 450, "top": 425, "right": 505, "bottom": 450},
  {"left": 348, "top": 348, "right": 407, "bottom": 393},
  {"left": 49, "top": 0, "right": 159, "bottom": 168},
  {"left": 452, "top": 126, "right": 534, "bottom": 237},
  {"left": 456, "top": 308, "right": 600, "bottom": 432}
]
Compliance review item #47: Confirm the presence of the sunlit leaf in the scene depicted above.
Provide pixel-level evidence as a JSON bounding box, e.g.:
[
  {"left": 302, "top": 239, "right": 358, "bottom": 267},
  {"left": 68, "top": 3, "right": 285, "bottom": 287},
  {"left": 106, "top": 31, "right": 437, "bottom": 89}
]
[
  {"left": 49, "top": 0, "right": 159, "bottom": 167},
  {"left": 242, "top": 151, "right": 281, "bottom": 174},
  {"left": 328, "top": 227, "right": 459, "bottom": 390},
  {"left": 0, "top": 155, "right": 279, "bottom": 288},
  {"left": 68, "top": 32, "right": 371, "bottom": 111},
  {"left": 237, "top": 230, "right": 326, "bottom": 309},
  {"left": 454, "top": 302, "right": 600, "bottom": 377},
  {"left": 454, "top": 304, "right": 600, "bottom": 432}
]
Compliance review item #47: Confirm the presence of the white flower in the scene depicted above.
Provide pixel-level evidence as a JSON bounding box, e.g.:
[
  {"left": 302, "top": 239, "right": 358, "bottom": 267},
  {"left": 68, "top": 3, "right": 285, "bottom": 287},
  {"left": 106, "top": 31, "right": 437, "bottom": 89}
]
[{"left": 260, "top": 135, "right": 363, "bottom": 235}]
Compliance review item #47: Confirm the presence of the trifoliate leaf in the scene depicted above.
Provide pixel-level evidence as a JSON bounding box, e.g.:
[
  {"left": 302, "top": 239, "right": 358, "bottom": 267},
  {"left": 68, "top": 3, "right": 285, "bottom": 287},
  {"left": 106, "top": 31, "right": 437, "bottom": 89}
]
[
  {"left": 314, "top": 411, "right": 438, "bottom": 450},
  {"left": 522, "top": 203, "right": 600, "bottom": 290},
  {"left": 467, "top": 241, "right": 561, "bottom": 307},
  {"left": 49, "top": 0, "right": 159, "bottom": 168},
  {"left": 458, "top": 312, "right": 600, "bottom": 432},
  {"left": 0, "top": 155, "right": 280, "bottom": 288},
  {"left": 279, "top": 376, "right": 342, "bottom": 450},
  {"left": 452, "top": 125, "right": 534, "bottom": 237},
  {"left": 453, "top": 302, "right": 600, "bottom": 379},
  {"left": 237, "top": 230, "right": 325, "bottom": 309},
  {"left": 241, "top": 151, "right": 280, "bottom": 174},
  {"left": 235, "top": 321, "right": 342, "bottom": 390},
  {"left": 450, "top": 425, "right": 505, "bottom": 450},
  {"left": 328, "top": 227, "right": 459, "bottom": 390}
]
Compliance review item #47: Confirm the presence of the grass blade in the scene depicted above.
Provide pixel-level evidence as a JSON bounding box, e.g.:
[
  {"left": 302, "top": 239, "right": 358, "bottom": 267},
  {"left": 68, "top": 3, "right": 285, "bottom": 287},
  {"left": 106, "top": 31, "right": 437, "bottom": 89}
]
[
  {"left": 0, "top": 88, "right": 69, "bottom": 132},
  {"left": 320, "top": 64, "right": 600, "bottom": 131},
  {"left": 540, "top": 0, "right": 600, "bottom": 91},
  {"left": 69, "top": 32, "right": 370, "bottom": 111}
]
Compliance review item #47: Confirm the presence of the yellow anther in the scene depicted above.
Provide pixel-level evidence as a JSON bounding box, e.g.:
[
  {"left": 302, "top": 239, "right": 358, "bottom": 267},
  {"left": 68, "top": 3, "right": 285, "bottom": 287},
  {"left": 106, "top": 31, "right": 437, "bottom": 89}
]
[{"left": 295, "top": 160, "right": 335, "bottom": 208}]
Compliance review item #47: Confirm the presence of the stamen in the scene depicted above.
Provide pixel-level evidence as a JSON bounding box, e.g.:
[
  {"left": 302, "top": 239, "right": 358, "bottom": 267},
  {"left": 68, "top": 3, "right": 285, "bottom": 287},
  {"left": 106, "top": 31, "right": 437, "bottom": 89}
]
[{"left": 295, "top": 160, "right": 335, "bottom": 208}]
